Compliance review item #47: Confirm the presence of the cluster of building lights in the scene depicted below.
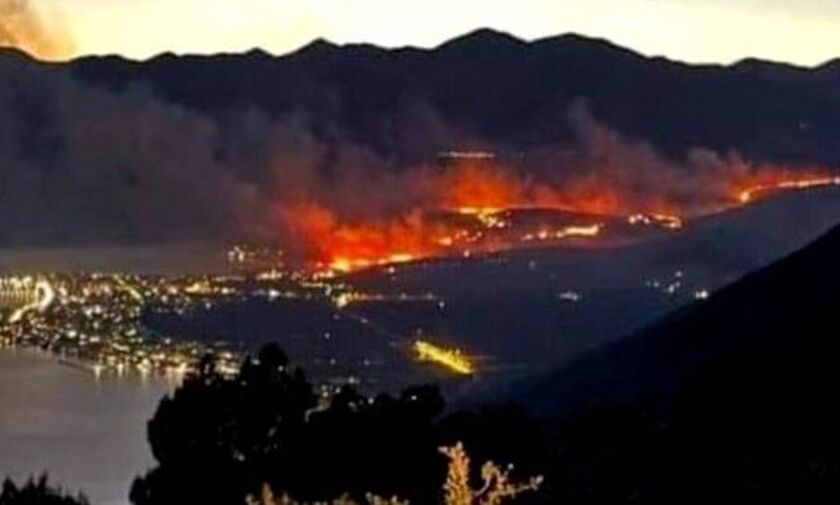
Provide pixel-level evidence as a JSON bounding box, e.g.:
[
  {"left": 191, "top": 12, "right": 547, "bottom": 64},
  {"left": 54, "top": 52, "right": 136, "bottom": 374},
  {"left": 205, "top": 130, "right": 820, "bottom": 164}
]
[
  {"left": 0, "top": 248, "right": 466, "bottom": 384},
  {"left": 0, "top": 273, "right": 243, "bottom": 379}
]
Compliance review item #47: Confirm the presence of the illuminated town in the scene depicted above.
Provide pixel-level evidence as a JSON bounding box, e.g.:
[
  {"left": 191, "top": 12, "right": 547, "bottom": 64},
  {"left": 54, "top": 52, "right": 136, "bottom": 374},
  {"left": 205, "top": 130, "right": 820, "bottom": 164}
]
[
  {"left": 0, "top": 251, "right": 714, "bottom": 404},
  {"left": 0, "top": 273, "right": 242, "bottom": 379},
  {"left": 0, "top": 241, "right": 722, "bottom": 395},
  {"left": 5, "top": 165, "right": 837, "bottom": 387},
  {"left": 0, "top": 247, "right": 467, "bottom": 391},
  {"left": 0, "top": 168, "right": 837, "bottom": 391}
]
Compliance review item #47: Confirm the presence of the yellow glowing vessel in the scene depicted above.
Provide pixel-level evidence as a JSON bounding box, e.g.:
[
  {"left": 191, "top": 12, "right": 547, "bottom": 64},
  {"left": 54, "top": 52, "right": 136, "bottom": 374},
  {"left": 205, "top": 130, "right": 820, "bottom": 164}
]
[{"left": 413, "top": 339, "right": 475, "bottom": 376}]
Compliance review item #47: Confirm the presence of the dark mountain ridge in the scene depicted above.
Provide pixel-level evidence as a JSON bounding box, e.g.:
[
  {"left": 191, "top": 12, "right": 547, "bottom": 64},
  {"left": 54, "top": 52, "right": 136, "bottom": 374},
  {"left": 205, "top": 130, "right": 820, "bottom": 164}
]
[
  {"left": 5, "top": 28, "right": 840, "bottom": 165},
  {"left": 5, "top": 28, "right": 840, "bottom": 246}
]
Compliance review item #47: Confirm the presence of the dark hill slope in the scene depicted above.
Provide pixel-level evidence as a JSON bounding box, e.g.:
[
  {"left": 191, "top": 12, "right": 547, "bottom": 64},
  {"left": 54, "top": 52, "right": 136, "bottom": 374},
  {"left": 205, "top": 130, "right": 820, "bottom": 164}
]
[
  {"left": 526, "top": 221, "right": 840, "bottom": 416},
  {"left": 520, "top": 222, "right": 840, "bottom": 503}
]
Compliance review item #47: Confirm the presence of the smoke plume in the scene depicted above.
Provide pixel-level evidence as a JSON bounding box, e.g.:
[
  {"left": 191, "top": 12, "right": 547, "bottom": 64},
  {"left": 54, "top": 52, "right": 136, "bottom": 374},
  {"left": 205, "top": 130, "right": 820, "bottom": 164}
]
[
  {"left": 0, "top": 0, "right": 73, "bottom": 60},
  {"left": 0, "top": 57, "right": 834, "bottom": 269}
]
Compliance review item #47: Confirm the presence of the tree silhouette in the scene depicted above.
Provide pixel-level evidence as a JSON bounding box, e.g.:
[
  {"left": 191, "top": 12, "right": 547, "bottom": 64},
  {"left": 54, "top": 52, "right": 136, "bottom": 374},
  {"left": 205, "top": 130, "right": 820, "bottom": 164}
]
[
  {"left": 0, "top": 475, "right": 88, "bottom": 505},
  {"left": 130, "top": 344, "right": 547, "bottom": 505},
  {"left": 130, "top": 344, "right": 316, "bottom": 504}
]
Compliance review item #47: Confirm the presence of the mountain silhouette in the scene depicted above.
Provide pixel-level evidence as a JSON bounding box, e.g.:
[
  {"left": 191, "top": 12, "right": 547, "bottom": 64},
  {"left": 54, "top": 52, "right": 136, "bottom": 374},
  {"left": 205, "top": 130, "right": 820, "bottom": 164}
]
[
  {"left": 4, "top": 28, "right": 840, "bottom": 165},
  {"left": 4, "top": 29, "right": 840, "bottom": 246}
]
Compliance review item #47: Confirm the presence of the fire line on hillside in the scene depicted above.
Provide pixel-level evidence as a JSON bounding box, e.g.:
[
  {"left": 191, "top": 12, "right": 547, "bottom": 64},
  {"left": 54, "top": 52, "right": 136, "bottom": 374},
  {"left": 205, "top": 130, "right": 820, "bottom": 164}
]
[{"left": 275, "top": 156, "right": 840, "bottom": 274}]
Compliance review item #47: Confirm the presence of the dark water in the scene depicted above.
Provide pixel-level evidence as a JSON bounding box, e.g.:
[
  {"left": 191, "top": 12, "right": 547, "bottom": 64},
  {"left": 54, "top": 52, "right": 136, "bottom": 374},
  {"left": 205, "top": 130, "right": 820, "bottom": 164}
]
[
  {"left": 0, "top": 245, "right": 227, "bottom": 275},
  {"left": 0, "top": 349, "right": 169, "bottom": 505}
]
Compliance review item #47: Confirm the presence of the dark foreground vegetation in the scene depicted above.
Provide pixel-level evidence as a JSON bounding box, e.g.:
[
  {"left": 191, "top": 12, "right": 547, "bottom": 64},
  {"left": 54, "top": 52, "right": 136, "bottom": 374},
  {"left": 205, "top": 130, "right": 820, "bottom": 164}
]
[
  {"left": 0, "top": 476, "right": 88, "bottom": 505},
  {"left": 128, "top": 345, "right": 549, "bottom": 505},
  {"left": 125, "top": 344, "right": 840, "bottom": 505}
]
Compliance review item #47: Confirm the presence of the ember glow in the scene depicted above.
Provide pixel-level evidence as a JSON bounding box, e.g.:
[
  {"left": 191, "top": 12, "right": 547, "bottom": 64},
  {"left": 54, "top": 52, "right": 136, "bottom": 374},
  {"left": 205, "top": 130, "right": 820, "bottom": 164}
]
[
  {"left": 522, "top": 224, "right": 604, "bottom": 243},
  {"left": 276, "top": 157, "right": 840, "bottom": 273},
  {"left": 735, "top": 174, "right": 840, "bottom": 205},
  {"left": 627, "top": 213, "right": 684, "bottom": 230}
]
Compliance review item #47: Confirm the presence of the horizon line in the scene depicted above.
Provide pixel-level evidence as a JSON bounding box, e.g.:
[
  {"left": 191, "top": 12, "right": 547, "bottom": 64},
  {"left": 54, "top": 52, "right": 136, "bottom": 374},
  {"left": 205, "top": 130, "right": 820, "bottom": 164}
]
[{"left": 5, "top": 27, "right": 838, "bottom": 70}]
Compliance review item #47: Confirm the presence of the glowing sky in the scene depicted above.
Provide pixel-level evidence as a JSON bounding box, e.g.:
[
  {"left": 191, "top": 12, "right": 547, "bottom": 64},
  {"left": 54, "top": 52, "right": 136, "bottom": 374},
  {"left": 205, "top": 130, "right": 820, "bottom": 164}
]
[{"left": 41, "top": 0, "right": 840, "bottom": 65}]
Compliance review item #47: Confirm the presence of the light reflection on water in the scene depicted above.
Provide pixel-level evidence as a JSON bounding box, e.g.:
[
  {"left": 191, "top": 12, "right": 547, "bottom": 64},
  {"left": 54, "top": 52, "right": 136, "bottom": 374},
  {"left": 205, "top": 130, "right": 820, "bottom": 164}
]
[{"left": 0, "top": 348, "right": 171, "bottom": 505}]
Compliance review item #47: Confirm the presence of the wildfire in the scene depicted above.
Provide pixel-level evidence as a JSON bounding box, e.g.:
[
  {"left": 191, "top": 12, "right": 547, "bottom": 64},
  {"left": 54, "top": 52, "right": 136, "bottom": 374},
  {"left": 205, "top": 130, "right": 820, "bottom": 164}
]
[
  {"left": 275, "top": 156, "right": 840, "bottom": 274},
  {"left": 736, "top": 175, "right": 840, "bottom": 204},
  {"left": 436, "top": 160, "right": 524, "bottom": 212},
  {"left": 413, "top": 339, "right": 475, "bottom": 376},
  {"left": 522, "top": 224, "right": 604, "bottom": 243},
  {"left": 329, "top": 253, "right": 417, "bottom": 274},
  {"left": 456, "top": 207, "right": 509, "bottom": 229},
  {"left": 627, "top": 213, "right": 684, "bottom": 230},
  {"left": 276, "top": 202, "right": 439, "bottom": 274}
]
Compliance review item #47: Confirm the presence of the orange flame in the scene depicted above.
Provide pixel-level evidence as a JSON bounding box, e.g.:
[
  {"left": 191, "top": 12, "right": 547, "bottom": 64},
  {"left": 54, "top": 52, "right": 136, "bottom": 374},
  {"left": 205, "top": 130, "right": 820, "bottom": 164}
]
[
  {"left": 276, "top": 202, "right": 442, "bottom": 272},
  {"left": 731, "top": 168, "right": 840, "bottom": 205},
  {"left": 435, "top": 159, "right": 525, "bottom": 213},
  {"left": 275, "top": 158, "right": 840, "bottom": 273}
]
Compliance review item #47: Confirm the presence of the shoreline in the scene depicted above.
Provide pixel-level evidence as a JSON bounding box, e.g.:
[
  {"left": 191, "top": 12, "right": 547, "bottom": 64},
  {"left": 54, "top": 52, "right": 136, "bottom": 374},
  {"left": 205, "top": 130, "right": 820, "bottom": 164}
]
[
  {"left": 0, "top": 345, "right": 166, "bottom": 505},
  {"left": 0, "top": 345, "right": 180, "bottom": 388}
]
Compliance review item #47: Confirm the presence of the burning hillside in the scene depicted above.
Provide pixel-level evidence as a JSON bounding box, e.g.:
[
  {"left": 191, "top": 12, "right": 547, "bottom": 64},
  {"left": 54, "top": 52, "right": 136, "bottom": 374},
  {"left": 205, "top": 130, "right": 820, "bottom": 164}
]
[
  {"left": 1, "top": 59, "right": 836, "bottom": 261},
  {"left": 275, "top": 155, "right": 840, "bottom": 273}
]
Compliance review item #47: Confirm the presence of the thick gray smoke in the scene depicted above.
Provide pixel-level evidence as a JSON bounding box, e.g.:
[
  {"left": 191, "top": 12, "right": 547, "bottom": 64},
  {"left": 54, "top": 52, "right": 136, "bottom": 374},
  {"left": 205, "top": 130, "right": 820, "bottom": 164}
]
[
  {"left": 0, "top": 59, "right": 419, "bottom": 247},
  {"left": 0, "top": 58, "right": 808, "bottom": 250},
  {"left": 531, "top": 100, "right": 760, "bottom": 214},
  {"left": 0, "top": 62, "right": 239, "bottom": 245}
]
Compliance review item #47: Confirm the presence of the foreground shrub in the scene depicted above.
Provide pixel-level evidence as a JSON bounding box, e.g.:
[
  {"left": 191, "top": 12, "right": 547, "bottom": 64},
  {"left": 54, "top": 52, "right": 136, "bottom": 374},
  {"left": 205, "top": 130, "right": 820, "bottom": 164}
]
[
  {"left": 247, "top": 442, "right": 542, "bottom": 505},
  {"left": 0, "top": 475, "right": 88, "bottom": 505},
  {"left": 131, "top": 345, "right": 549, "bottom": 505}
]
